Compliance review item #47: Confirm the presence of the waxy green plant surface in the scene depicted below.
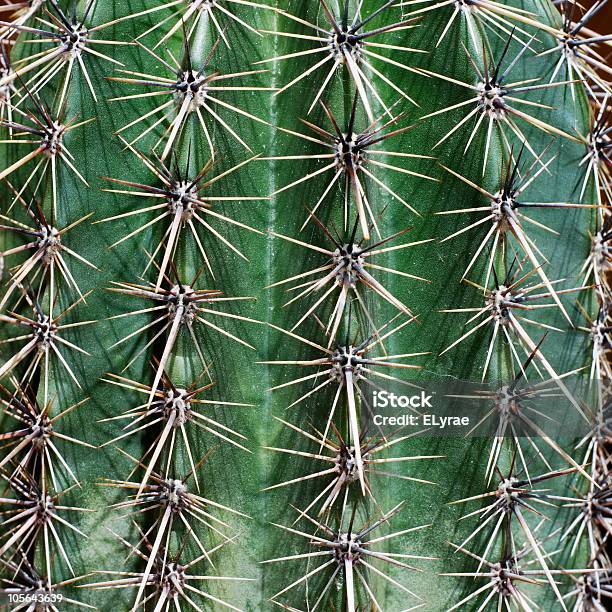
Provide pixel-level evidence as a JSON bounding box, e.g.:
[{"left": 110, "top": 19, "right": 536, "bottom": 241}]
[{"left": 0, "top": 0, "right": 607, "bottom": 611}]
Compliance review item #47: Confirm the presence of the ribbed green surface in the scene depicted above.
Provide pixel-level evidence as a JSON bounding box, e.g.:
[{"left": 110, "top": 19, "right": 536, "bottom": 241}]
[{"left": 0, "top": 1, "right": 597, "bottom": 610}]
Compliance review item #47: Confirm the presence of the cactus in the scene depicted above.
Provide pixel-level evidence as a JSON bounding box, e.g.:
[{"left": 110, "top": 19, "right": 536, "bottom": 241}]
[{"left": 0, "top": 0, "right": 610, "bottom": 610}]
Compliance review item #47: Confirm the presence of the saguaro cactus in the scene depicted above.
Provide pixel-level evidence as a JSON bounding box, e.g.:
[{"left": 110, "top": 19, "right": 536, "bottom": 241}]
[{"left": 0, "top": 1, "right": 610, "bottom": 610}]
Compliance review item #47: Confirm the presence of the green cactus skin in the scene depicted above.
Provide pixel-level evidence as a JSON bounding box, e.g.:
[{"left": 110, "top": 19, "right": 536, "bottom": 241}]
[{"left": 0, "top": 1, "right": 608, "bottom": 611}]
